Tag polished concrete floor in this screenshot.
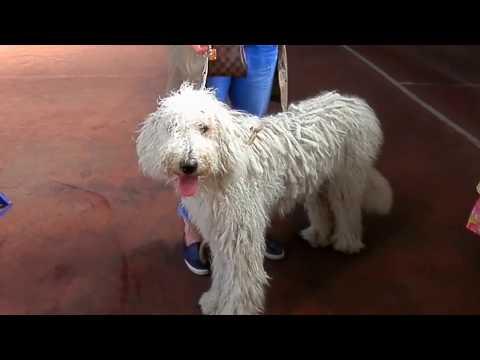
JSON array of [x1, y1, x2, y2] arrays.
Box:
[[0, 45, 479, 314]]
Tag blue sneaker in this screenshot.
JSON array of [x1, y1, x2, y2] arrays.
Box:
[[265, 239, 285, 260], [0, 193, 12, 218], [183, 242, 210, 276]]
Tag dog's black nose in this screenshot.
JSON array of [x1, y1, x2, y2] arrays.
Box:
[[180, 159, 198, 175]]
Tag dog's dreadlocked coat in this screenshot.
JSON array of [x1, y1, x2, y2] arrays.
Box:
[[136, 84, 393, 315]]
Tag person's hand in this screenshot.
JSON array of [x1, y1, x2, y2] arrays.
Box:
[[191, 45, 209, 56]]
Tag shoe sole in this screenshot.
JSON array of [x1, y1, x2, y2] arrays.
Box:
[[264, 251, 286, 261], [184, 259, 210, 276], [185, 251, 283, 273]]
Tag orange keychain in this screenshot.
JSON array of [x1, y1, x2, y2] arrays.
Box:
[[208, 46, 217, 61], [466, 181, 480, 236]]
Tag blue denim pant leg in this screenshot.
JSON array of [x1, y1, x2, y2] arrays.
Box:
[[206, 45, 279, 117], [229, 45, 279, 116], [177, 202, 191, 222]]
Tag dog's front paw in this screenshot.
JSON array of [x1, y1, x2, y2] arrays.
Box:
[[300, 226, 332, 248], [332, 233, 365, 254], [199, 290, 218, 315]]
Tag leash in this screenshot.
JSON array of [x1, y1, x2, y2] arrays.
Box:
[[199, 48, 210, 91]]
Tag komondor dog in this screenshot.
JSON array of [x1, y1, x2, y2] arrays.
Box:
[[136, 83, 393, 315]]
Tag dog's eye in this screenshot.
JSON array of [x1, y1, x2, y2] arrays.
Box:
[[199, 124, 209, 134]]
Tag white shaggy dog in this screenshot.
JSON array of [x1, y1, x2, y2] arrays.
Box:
[[136, 83, 393, 315]]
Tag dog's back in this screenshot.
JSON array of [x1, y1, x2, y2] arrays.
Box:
[[286, 91, 383, 163]]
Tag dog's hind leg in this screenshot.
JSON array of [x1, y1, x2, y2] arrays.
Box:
[[300, 191, 333, 248], [327, 170, 366, 254]]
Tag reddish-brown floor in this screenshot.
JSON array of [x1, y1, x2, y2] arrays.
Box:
[[0, 45, 479, 314]]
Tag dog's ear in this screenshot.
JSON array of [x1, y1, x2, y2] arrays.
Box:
[[214, 110, 248, 178], [136, 110, 171, 181]]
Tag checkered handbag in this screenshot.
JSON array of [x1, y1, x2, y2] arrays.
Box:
[[207, 45, 248, 78]]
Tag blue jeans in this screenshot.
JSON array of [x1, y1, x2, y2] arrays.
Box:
[[179, 45, 279, 223], [206, 45, 279, 116]]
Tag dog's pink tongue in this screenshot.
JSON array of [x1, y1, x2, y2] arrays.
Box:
[[178, 175, 199, 197]]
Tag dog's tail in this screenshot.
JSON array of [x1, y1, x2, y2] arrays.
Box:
[[362, 168, 393, 215]]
